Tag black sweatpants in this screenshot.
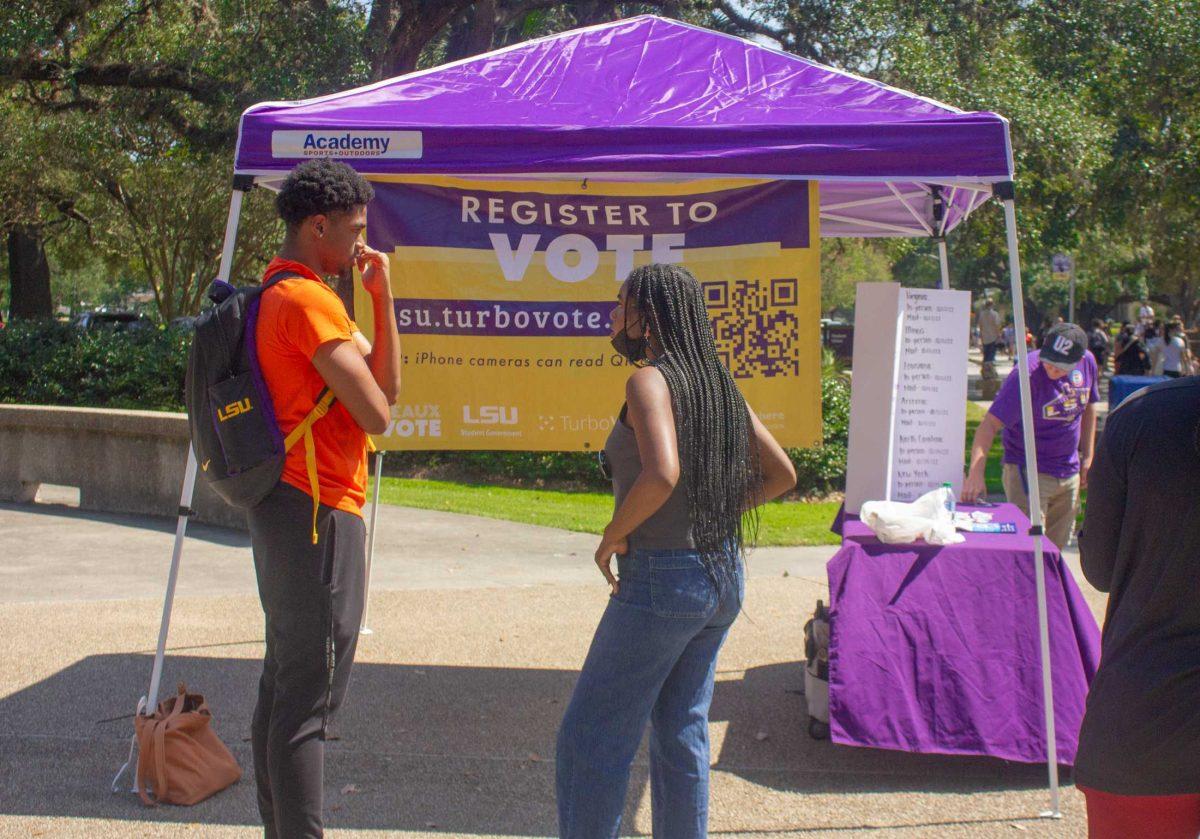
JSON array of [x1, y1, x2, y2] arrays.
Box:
[[248, 482, 366, 839]]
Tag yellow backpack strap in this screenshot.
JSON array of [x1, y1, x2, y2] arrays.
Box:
[[284, 388, 336, 544]]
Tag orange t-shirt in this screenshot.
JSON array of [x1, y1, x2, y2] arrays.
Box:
[[256, 257, 367, 516]]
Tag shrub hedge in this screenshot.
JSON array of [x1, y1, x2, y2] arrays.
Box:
[[0, 320, 189, 412], [0, 321, 849, 494]]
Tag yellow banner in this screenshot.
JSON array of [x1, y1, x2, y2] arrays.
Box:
[[356, 176, 821, 451]]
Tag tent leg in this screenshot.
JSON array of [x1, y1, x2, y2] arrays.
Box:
[[145, 446, 199, 714], [937, 239, 950, 290], [1002, 194, 1061, 819], [217, 187, 248, 281], [360, 451, 384, 635], [113, 184, 249, 795], [112, 445, 199, 793]]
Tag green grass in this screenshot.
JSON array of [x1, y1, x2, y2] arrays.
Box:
[[373, 476, 842, 547], [369, 401, 1026, 548], [965, 400, 1006, 496]]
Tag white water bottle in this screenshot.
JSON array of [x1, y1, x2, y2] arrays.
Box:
[[942, 481, 956, 515]]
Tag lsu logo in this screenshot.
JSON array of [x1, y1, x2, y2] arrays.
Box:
[[1044, 391, 1084, 421], [217, 398, 252, 422], [462, 406, 519, 426]]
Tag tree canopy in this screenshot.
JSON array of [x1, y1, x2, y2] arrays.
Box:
[[1, 0, 1195, 324]]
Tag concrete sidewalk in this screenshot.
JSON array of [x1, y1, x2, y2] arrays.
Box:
[[0, 498, 1101, 838], [0, 498, 835, 604]]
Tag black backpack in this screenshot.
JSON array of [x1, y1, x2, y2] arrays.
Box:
[[185, 270, 335, 536]]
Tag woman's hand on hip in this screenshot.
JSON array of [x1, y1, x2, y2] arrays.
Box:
[[594, 528, 627, 596]]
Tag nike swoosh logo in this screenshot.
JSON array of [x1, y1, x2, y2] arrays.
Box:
[[201, 460, 210, 472]]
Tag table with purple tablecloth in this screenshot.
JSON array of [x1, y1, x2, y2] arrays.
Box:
[[827, 503, 1101, 764]]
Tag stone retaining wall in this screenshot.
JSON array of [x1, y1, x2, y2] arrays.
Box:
[[0, 405, 247, 530]]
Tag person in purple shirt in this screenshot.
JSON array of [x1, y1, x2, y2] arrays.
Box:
[[961, 322, 1099, 549]]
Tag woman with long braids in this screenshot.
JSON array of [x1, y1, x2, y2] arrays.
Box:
[[555, 263, 797, 838]]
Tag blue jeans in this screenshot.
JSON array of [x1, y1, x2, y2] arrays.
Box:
[[556, 548, 744, 839]]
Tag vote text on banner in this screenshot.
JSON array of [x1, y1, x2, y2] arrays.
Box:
[[355, 176, 821, 451]]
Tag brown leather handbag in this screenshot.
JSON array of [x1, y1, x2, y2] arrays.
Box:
[[134, 683, 242, 805]]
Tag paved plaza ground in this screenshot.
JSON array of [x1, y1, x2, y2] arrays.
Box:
[[0, 490, 1105, 838]]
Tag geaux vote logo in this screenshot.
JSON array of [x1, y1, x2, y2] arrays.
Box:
[[217, 398, 252, 422]]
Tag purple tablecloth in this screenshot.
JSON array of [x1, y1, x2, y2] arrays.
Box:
[[827, 504, 1101, 764]]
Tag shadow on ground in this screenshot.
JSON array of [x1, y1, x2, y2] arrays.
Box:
[[0, 501, 250, 548], [0, 653, 1068, 835]]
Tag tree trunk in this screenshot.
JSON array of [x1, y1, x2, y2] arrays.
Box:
[[6, 224, 53, 319], [443, 0, 496, 63], [372, 0, 474, 80], [571, 1, 622, 26], [1171, 281, 1199, 329]]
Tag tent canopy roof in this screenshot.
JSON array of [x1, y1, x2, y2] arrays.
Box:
[[236, 15, 1012, 237]]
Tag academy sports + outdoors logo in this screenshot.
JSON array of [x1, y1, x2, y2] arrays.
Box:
[[271, 131, 422, 160]]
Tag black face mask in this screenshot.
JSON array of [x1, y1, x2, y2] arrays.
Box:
[[610, 327, 648, 363]]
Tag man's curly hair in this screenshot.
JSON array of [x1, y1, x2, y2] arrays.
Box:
[[276, 160, 375, 228]]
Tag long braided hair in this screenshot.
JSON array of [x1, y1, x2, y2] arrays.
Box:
[[623, 263, 764, 582]]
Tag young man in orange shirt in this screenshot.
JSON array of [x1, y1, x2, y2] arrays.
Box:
[[249, 159, 400, 838]]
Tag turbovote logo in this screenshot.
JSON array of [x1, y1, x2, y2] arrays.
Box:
[[271, 130, 422, 160]]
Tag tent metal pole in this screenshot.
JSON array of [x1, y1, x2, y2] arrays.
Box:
[[360, 450, 384, 635], [111, 445, 200, 794], [931, 186, 951, 291], [113, 183, 250, 795], [143, 447, 199, 717], [147, 183, 249, 704], [1001, 189, 1061, 819], [217, 187, 248, 282]]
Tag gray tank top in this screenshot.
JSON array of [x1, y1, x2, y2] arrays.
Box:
[[604, 410, 694, 550]]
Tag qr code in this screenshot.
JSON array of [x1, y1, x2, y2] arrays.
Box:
[[704, 278, 800, 379]]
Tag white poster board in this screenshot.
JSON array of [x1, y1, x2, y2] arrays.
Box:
[[844, 283, 971, 513]]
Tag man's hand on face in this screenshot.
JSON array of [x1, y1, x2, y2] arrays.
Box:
[[355, 242, 391, 299]]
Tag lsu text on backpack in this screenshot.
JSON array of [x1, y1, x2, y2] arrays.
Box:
[[185, 269, 335, 543]]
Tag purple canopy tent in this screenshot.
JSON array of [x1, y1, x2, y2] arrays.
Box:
[[122, 14, 1065, 816], [233, 15, 1006, 239]]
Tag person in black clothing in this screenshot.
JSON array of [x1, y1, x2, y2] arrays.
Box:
[[1113, 325, 1150, 375], [1076, 377, 1200, 838], [1035, 317, 1054, 350], [1087, 319, 1110, 372], [1112, 321, 1130, 357]]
